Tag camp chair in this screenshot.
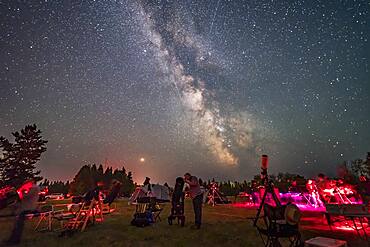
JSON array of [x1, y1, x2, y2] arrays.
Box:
[[58, 198, 103, 232], [52, 203, 83, 231], [135, 202, 149, 214], [74, 198, 104, 231], [151, 202, 163, 222], [33, 204, 59, 231], [133, 197, 163, 223], [255, 204, 301, 247], [146, 197, 163, 222], [23, 203, 63, 232], [101, 191, 119, 214], [66, 201, 94, 232], [101, 202, 116, 214]]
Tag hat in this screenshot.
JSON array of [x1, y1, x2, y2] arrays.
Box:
[[284, 204, 301, 225]]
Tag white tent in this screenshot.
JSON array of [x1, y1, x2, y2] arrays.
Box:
[[129, 184, 170, 204]]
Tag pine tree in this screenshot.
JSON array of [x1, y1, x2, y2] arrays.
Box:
[[68, 164, 136, 196], [69, 165, 95, 195], [0, 124, 47, 187], [0, 136, 14, 187]]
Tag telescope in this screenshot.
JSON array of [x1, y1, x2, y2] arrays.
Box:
[[254, 154, 280, 226], [260, 155, 268, 181]]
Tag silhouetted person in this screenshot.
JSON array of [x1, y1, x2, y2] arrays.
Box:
[[104, 180, 122, 205], [84, 181, 105, 205], [289, 180, 299, 193], [184, 172, 203, 229], [5, 180, 40, 245], [143, 177, 152, 194]]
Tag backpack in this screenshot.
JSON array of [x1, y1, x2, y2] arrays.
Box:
[[131, 212, 153, 227]]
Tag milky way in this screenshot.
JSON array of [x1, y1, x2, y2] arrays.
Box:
[[137, 1, 272, 167], [0, 0, 369, 183]]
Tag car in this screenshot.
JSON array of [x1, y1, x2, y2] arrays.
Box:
[[45, 193, 64, 200]]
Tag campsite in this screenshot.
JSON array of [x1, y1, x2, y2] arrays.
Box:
[[1, 0, 369, 246], [0, 198, 368, 247]]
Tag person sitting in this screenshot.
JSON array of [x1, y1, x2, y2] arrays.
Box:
[[84, 182, 103, 204]]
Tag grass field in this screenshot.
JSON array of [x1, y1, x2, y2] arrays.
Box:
[[0, 199, 367, 247]]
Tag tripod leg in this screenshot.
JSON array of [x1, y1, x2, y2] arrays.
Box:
[[272, 191, 280, 207], [254, 189, 268, 226], [269, 185, 280, 207]]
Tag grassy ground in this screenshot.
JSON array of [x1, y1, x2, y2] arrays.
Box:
[[0, 199, 367, 247]]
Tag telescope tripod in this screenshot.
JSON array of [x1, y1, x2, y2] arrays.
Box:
[[207, 186, 223, 206], [253, 178, 281, 226]]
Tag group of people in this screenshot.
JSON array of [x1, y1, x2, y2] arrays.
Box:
[[305, 173, 356, 204], [1, 179, 123, 245], [143, 173, 204, 229], [1, 172, 205, 245]]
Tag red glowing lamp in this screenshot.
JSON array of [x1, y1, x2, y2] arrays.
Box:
[[17, 181, 33, 200]]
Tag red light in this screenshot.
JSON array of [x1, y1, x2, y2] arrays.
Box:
[[17, 181, 33, 200]]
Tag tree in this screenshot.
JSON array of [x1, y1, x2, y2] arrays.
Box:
[[350, 156, 369, 178], [0, 124, 47, 187], [69, 165, 95, 195], [68, 164, 136, 196], [122, 170, 135, 196]]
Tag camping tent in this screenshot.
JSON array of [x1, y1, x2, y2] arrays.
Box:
[[129, 184, 170, 204]]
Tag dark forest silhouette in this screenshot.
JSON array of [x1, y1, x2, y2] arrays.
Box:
[[1, 124, 369, 197], [0, 124, 47, 188], [40, 164, 135, 197]]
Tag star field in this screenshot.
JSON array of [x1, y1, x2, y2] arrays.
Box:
[[0, 0, 369, 183]]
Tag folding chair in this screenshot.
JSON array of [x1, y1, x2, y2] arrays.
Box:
[[33, 204, 55, 231], [23, 203, 59, 232], [75, 198, 104, 231], [52, 203, 83, 231], [58, 198, 103, 232], [135, 202, 149, 214], [68, 201, 93, 231], [151, 203, 163, 222], [255, 204, 301, 247], [101, 202, 116, 214]]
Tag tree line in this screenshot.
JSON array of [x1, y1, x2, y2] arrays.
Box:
[[0, 124, 136, 196], [39, 164, 136, 197], [1, 124, 369, 197], [68, 164, 135, 196]]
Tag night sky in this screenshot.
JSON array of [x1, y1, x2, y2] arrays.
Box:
[[1, 0, 369, 184]]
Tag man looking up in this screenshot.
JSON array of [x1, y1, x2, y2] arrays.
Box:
[[184, 172, 203, 229]]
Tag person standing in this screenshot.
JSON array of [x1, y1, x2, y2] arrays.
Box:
[[184, 172, 203, 229], [143, 177, 152, 196], [5, 180, 40, 245]]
